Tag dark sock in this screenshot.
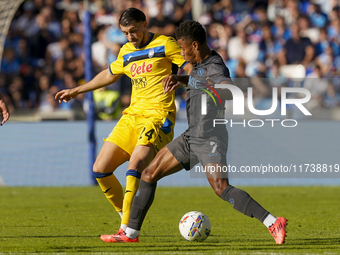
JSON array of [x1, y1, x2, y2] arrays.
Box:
[[127, 180, 157, 231], [221, 185, 269, 222]]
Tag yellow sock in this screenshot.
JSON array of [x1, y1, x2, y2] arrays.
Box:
[[122, 170, 141, 226], [96, 174, 124, 214]]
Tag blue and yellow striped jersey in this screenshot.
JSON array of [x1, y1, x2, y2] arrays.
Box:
[[109, 33, 187, 117]]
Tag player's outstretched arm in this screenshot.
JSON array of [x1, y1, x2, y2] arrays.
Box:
[[55, 69, 121, 103], [162, 74, 190, 94], [0, 92, 10, 126]]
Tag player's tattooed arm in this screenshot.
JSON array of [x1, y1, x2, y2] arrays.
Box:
[[55, 69, 121, 103], [163, 74, 190, 94]]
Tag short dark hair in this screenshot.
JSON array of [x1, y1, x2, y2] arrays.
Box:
[[175, 20, 206, 44], [119, 8, 146, 27]]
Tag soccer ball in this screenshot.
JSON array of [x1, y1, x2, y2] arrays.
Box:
[[179, 211, 211, 241]]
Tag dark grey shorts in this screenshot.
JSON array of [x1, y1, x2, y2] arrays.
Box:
[[167, 133, 228, 170]]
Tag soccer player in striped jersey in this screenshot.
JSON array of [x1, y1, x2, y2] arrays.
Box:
[[55, 8, 191, 238]]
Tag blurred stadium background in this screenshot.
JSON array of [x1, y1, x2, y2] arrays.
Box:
[[1, 0, 340, 186]]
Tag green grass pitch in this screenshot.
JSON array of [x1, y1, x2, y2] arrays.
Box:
[[0, 186, 339, 254]]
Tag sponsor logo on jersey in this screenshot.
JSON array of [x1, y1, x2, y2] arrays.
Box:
[[132, 77, 147, 90], [188, 76, 223, 107], [130, 62, 153, 78]]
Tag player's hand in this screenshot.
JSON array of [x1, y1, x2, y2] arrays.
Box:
[[55, 88, 79, 103], [203, 77, 215, 92], [206, 77, 214, 86], [163, 74, 179, 94], [0, 99, 10, 126]]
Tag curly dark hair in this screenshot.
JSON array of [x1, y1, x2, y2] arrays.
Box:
[[175, 20, 206, 44], [119, 8, 146, 27]]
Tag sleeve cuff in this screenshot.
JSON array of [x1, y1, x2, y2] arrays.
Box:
[[180, 62, 189, 68], [108, 65, 113, 75]]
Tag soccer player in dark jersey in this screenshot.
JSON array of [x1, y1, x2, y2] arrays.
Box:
[[102, 20, 288, 244], [0, 92, 10, 126]]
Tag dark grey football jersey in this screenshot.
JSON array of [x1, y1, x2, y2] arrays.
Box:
[[185, 51, 232, 138]]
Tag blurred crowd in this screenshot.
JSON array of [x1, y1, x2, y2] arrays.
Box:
[[1, 0, 340, 120]]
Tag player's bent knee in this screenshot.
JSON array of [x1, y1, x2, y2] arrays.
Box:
[[141, 148, 169, 183], [92, 161, 101, 173], [213, 185, 224, 197], [92, 160, 111, 174], [141, 168, 156, 183], [142, 165, 162, 183], [210, 178, 229, 197]]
